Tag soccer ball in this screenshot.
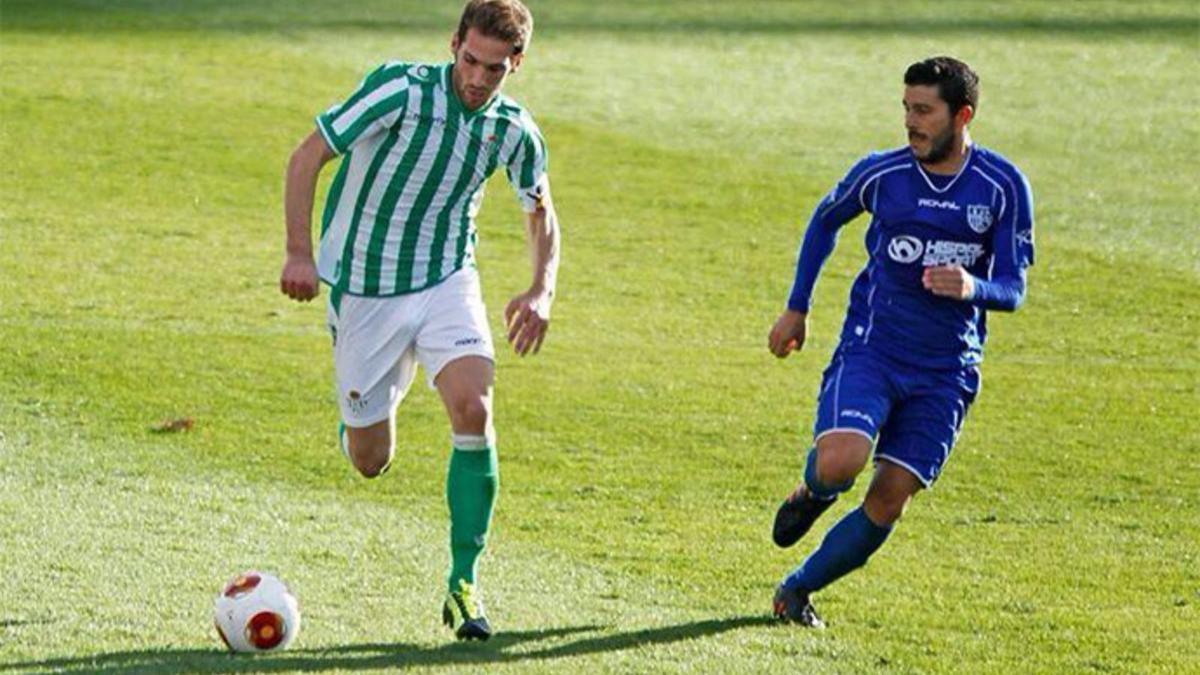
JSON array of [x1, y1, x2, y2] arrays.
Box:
[[213, 571, 301, 652]]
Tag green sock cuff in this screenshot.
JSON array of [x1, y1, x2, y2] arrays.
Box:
[[450, 444, 497, 474]]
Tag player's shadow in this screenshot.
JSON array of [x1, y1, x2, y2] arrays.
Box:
[[0, 615, 775, 673]]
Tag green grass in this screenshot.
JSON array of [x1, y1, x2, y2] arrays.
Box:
[[1, 1, 1197, 672]]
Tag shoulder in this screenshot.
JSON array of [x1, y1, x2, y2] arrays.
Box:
[[360, 61, 453, 91], [348, 61, 426, 97], [495, 95, 541, 133], [401, 62, 442, 83], [363, 60, 422, 81], [848, 146, 914, 176], [972, 146, 1031, 193], [838, 146, 914, 188], [864, 146, 913, 165]]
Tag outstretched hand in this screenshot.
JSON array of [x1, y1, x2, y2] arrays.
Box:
[[768, 310, 808, 359], [504, 288, 552, 356]]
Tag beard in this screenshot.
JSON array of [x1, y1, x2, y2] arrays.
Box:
[[913, 123, 956, 164]]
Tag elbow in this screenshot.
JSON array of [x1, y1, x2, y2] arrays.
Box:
[[973, 276, 1025, 312], [288, 134, 332, 178], [998, 280, 1027, 312], [287, 146, 314, 177], [286, 149, 305, 180], [1010, 277, 1027, 311]]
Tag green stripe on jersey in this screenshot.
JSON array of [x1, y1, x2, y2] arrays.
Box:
[[335, 128, 403, 290], [320, 156, 350, 239], [395, 103, 462, 291], [362, 82, 437, 295], [426, 114, 488, 286], [455, 117, 513, 267]]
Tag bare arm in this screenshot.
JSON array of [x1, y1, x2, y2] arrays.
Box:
[[503, 183, 561, 356], [280, 131, 336, 302]]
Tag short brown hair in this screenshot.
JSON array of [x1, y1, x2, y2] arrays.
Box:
[[456, 0, 534, 55]]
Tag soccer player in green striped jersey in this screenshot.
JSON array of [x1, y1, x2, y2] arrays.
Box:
[[279, 0, 560, 641]]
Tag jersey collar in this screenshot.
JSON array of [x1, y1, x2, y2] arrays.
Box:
[[914, 144, 974, 194]]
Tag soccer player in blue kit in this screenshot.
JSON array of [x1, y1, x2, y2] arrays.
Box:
[[767, 57, 1035, 627]]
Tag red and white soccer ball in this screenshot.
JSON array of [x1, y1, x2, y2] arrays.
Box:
[[213, 571, 301, 653]]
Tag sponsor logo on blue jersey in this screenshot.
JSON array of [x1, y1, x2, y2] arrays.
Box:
[[887, 236, 985, 267], [887, 235, 924, 263], [917, 198, 961, 211]]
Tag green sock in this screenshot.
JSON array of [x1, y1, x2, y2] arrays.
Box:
[[446, 435, 498, 592]]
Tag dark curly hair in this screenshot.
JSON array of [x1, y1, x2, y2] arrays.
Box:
[[904, 57, 979, 115]]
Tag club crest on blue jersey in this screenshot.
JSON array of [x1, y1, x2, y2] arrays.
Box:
[[966, 204, 993, 233]]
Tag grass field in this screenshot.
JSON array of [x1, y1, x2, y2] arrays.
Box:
[[1, 1, 1197, 672]]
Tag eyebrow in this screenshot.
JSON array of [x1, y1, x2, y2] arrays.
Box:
[[463, 48, 507, 68]]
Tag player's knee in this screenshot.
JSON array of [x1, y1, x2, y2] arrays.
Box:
[[863, 462, 925, 524], [351, 452, 392, 479], [864, 491, 910, 525], [816, 453, 861, 487], [448, 396, 490, 435], [347, 436, 393, 479], [813, 436, 870, 487], [863, 477, 917, 524]]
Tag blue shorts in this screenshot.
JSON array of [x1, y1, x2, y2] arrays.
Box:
[[812, 347, 981, 486]]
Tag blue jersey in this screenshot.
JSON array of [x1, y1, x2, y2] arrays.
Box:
[[787, 145, 1035, 370]]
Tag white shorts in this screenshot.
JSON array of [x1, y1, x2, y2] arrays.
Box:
[[326, 268, 495, 427]]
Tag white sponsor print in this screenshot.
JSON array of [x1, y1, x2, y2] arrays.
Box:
[[840, 409, 876, 426], [1017, 229, 1034, 246], [887, 235, 924, 263], [922, 240, 985, 267], [918, 198, 961, 211], [888, 235, 986, 267], [967, 204, 994, 233]]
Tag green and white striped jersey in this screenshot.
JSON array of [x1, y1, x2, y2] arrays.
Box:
[[315, 61, 548, 296]]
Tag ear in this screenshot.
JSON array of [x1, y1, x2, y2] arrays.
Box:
[[956, 104, 974, 128], [450, 32, 461, 56], [508, 52, 524, 75]]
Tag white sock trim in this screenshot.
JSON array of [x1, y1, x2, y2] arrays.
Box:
[[452, 433, 491, 451]]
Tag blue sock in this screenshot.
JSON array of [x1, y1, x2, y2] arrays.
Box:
[[782, 506, 892, 592]]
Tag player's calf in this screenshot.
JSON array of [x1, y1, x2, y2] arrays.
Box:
[[446, 397, 490, 436], [862, 460, 923, 525]]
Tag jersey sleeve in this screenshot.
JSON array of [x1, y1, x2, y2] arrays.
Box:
[[994, 167, 1035, 271], [969, 166, 1034, 311], [503, 116, 550, 213], [785, 155, 876, 312], [316, 62, 412, 155]]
